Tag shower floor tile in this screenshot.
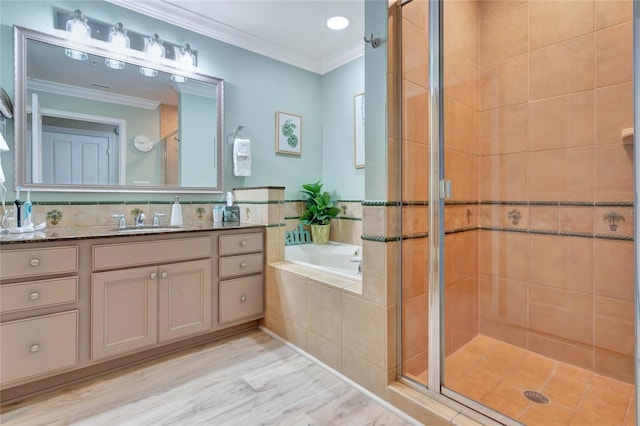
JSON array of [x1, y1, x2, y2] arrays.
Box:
[[406, 334, 635, 425]]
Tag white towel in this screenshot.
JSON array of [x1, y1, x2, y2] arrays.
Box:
[[233, 137, 251, 177], [0, 131, 9, 183]]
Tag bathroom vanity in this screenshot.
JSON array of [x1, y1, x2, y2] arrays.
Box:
[[0, 224, 265, 404]]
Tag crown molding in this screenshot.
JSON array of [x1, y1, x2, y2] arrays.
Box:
[[105, 0, 360, 75], [27, 78, 160, 110], [171, 79, 217, 99], [320, 41, 364, 75], [105, 0, 324, 74]]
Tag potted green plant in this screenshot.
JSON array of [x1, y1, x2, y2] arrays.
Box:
[[46, 209, 63, 226], [130, 208, 144, 222], [299, 181, 340, 245]]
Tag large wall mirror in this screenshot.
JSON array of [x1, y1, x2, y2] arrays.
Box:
[[14, 26, 224, 193]]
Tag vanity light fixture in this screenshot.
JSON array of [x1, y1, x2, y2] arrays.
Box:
[[140, 33, 165, 77], [104, 22, 129, 70], [56, 10, 199, 75], [170, 43, 196, 82], [326, 16, 349, 30], [64, 9, 91, 60]]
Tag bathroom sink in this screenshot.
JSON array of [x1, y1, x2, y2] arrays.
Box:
[[113, 225, 182, 233]]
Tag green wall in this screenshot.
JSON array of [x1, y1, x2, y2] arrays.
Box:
[[179, 91, 217, 187], [320, 56, 365, 200], [27, 90, 161, 185], [0, 0, 388, 202]]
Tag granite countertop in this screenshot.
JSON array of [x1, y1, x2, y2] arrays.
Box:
[[0, 222, 265, 245]]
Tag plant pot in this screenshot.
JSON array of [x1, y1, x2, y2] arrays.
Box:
[[609, 224, 618, 231], [310, 224, 330, 245]]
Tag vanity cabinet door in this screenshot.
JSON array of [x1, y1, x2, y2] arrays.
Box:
[[91, 266, 158, 361], [158, 259, 212, 342]]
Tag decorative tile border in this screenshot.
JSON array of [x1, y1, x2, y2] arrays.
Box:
[[362, 200, 401, 207], [445, 226, 477, 235], [480, 226, 635, 241], [361, 235, 400, 243], [235, 200, 282, 205]]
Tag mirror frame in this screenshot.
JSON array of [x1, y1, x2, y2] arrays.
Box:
[[14, 25, 224, 193]]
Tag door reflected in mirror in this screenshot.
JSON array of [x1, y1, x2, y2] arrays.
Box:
[[14, 27, 223, 193]]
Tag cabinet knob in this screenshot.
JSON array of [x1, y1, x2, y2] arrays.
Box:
[[150, 272, 157, 279], [240, 295, 247, 302], [240, 240, 247, 247], [161, 271, 168, 278], [30, 259, 40, 267], [30, 344, 40, 353], [29, 292, 40, 301], [240, 262, 247, 268]]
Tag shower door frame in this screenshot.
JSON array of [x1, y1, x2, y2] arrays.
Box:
[[424, 0, 520, 423], [397, 0, 640, 424], [633, 0, 639, 420]]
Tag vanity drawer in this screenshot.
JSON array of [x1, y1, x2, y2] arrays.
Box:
[[0, 246, 78, 280], [1, 310, 78, 384], [219, 275, 264, 324], [0, 277, 78, 314], [219, 253, 264, 278], [219, 232, 263, 256], [93, 237, 211, 270]]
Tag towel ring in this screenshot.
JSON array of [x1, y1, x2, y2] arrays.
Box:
[[233, 125, 252, 141]]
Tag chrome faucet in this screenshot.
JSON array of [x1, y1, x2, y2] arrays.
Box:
[[350, 256, 362, 275], [153, 212, 166, 227], [135, 212, 146, 227]]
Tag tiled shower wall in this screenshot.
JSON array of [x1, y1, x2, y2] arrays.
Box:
[[400, 0, 635, 384], [476, 0, 635, 383]]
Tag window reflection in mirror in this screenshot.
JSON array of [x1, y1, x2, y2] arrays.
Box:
[[15, 27, 223, 193]]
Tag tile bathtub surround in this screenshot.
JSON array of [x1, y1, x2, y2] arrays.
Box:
[[266, 262, 395, 399]]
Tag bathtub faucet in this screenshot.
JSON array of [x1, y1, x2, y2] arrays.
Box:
[[350, 256, 362, 275]]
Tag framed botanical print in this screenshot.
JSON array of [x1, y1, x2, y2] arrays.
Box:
[[354, 93, 365, 168], [275, 111, 302, 155]]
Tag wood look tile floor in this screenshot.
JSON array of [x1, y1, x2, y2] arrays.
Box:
[[1, 330, 413, 426], [407, 335, 636, 426]]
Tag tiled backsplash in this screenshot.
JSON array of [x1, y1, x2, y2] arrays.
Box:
[[0, 201, 225, 229]]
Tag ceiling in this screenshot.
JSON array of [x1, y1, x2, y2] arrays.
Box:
[[105, 0, 365, 75]]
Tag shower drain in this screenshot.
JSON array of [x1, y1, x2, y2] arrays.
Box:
[[523, 390, 550, 404]]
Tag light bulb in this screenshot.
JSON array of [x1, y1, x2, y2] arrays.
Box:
[[177, 43, 196, 71], [326, 16, 349, 30], [140, 67, 158, 77], [105, 22, 129, 70], [145, 33, 165, 62], [64, 9, 91, 61]]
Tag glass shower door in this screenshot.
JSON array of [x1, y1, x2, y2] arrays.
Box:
[[438, 0, 637, 424]]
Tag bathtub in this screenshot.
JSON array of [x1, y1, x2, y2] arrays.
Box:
[[284, 242, 362, 280]]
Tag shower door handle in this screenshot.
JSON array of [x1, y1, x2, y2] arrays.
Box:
[[439, 180, 452, 200]]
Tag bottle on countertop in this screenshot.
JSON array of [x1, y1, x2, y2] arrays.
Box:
[[170, 196, 183, 227]]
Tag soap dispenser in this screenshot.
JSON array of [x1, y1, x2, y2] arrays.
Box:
[[170, 196, 183, 227]]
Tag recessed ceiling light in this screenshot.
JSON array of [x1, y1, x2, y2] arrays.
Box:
[[326, 16, 349, 31]]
